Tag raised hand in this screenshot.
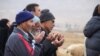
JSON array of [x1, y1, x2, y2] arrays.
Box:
[[51, 32, 64, 47], [34, 31, 45, 43], [46, 32, 60, 42]]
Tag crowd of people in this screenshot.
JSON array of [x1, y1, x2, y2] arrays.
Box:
[[0, 3, 64, 56], [1, 2, 100, 56]]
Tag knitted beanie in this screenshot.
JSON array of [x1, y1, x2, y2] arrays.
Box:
[[16, 11, 34, 25], [40, 9, 55, 23]]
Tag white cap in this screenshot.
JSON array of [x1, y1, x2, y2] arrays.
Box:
[[32, 16, 40, 23]]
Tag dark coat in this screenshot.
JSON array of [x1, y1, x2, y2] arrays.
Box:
[[41, 28, 57, 56], [84, 16, 100, 56], [0, 21, 9, 56]]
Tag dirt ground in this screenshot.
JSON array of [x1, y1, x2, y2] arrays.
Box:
[[56, 32, 85, 56]]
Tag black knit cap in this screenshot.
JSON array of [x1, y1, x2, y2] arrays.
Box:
[[40, 9, 55, 23]]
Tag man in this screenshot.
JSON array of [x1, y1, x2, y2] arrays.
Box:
[[4, 11, 36, 56], [40, 9, 64, 56], [24, 3, 41, 17], [24, 3, 42, 41]]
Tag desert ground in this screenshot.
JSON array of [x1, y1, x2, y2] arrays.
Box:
[[56, 31, 85, 56]]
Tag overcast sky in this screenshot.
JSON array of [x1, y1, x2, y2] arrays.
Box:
[[0, 0, 100, 29]]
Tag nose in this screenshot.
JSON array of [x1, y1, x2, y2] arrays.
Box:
[[32, 22, 35, 27], [53, 24, 55, 27]]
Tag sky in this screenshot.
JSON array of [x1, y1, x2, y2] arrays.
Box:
[[0, 0, 100, 31]]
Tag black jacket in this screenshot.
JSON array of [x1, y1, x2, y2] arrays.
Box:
[[0, 22, 9, 56], [84, 16, 100, 55], [41, 28, 57, 56]]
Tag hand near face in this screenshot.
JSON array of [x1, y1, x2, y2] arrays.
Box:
[[46, 32, 64, 47], [51, 33, 64, 47], [46, 32, 57, 42], [34, 31, 45, 43]]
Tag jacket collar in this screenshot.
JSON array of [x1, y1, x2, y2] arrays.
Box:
[[13, 27, 33, 43]]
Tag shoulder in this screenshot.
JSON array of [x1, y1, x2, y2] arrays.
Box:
[[91, 16, 100, 21], [86, 16, 100, 26], [7, 32, 21, 45]]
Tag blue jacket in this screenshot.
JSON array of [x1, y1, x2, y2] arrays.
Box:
[[4, 27, 42, 56], [84, 16, 100, 53], [0, 22, 9, 56]]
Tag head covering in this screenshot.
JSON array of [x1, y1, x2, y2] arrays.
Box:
[[40, 9, 55, 23], [0, 18, 9, 27], [32, 16, 40, 23], [16, 11, 34, 25]]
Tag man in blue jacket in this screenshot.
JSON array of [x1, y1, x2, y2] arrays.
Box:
[[4, 11, 37, 56]]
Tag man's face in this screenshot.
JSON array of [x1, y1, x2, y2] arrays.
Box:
[[21, 19, 34, 32], [44, 19, 55, 31], [34, 6, 41, 17], [32, 22, 41, 30]]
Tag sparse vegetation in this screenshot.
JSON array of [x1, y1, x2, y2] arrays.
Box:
[[57, 32, 85, 56]]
